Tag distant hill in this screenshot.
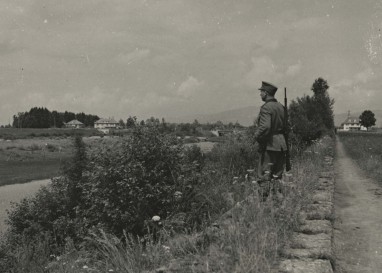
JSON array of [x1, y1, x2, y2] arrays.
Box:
[[334, 110, 382, 127], [166, 106, 259, 126]]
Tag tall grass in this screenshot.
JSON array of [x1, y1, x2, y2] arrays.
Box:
[[339, 132, 382, 184], [34, 136, 334, 273]]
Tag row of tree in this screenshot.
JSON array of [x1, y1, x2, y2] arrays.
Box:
[[12, 107, 100, 128]]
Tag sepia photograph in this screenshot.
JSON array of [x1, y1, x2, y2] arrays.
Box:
[[0, 1, 382, 272]]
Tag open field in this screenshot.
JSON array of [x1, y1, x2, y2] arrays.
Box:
[[0, 135, 212, 186], [0, 136, 120, 186], [338, 132, 382, 184], [0, 137, 72, 186], [0, 128, 102, 139]]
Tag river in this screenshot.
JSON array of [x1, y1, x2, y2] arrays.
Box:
[[0, 179, 50, 234]]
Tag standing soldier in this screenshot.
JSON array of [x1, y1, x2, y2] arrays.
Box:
[[254, 81, 287, 196]]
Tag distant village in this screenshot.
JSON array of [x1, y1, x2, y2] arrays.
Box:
[[64, 117, 244, 140]]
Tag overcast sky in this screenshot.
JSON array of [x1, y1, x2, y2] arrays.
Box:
[[1, 0, 382, 125]]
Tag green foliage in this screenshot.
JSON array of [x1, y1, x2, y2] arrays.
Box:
[[78, 127, 198, 236], [289, 96, 324, 142], [359, 110, 376, 130], [289, 78, 335, 144], [4, 127, 205, 252]]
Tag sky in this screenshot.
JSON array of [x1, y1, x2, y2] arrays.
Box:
[[1, 0, 382, 125]]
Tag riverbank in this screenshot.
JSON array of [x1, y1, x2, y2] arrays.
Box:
[[0, 179, 50, 233]]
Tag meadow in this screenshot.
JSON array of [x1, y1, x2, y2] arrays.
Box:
[[0, 128, 99, 186], [0, 128, 102, 140], [339, 132, 382, 184], [0, 125, 216, 186], [0, 132, 122, 186]]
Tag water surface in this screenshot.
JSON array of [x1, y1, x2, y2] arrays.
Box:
[[0, 179, 50, 233]]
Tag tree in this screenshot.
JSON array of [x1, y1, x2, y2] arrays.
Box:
[[289, 95, 324, 142], [311, 78, 335, 130], [289, 78, 335, 145], [126, 116, 137, 128], [359, 110, 376, 131], [118, 119, 125, 128]]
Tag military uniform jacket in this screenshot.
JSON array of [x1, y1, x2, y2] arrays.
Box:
[[254, 98, 287, 151]]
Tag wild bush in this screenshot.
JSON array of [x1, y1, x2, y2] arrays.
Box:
[[4, 127, 205, 253], [77, 126, 204, 236], [289, 78, 335, 145]]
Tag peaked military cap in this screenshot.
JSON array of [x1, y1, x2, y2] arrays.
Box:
[[258, 81, 278, 96]]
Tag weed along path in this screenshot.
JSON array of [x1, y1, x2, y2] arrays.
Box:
[[334, 138, 382, 273]]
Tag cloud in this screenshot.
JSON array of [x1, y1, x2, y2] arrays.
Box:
[[291, 17, 329, 31], [334, 68, 375, 89], [330, 67, 380, 113], [243, 56, 281, 88], [117, 48, 151, 64], [285, 62, 302, 76], [176, 76, 203, 99], [354, 68, 374, 83]]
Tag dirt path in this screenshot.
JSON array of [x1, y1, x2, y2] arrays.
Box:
[[334, 138, 382, 273]]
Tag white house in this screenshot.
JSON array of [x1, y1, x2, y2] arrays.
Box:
[[340, 112, 367, 131], [94, 118, 119, 134], [64, 119, 85, 129], [94, 118, 119, 129]]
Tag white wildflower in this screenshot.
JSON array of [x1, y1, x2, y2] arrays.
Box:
[[152, 215, 160, 222]]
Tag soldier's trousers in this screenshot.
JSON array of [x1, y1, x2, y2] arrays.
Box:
[[258, 150, 285, 180]]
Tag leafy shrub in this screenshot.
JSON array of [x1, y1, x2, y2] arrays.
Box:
[[4, 127, 205, 254], [77, 126, 203, 236], [289, 78, 335, 145]]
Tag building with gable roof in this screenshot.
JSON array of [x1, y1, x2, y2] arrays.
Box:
[[64, 119, 85, 129], [340, 111, 367, 131], [94, 118, 119, 133]]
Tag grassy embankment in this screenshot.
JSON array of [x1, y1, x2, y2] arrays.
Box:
[[34, 137, 334, 273], [339, 131, 382, 184]]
